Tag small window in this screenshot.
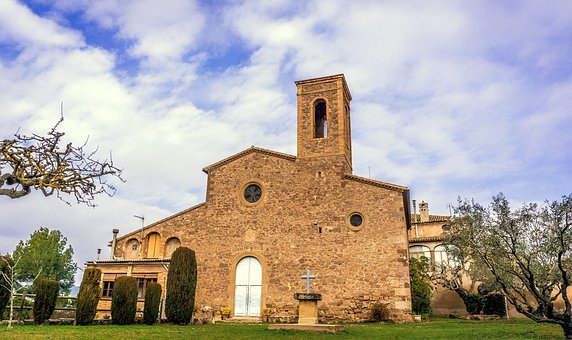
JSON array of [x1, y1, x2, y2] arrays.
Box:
[[314, 100, 327, 138], [102, 281, 114, 298], [442, 225, 450, 231], [244, 183, 262, 203], [434, 244, 461, 272], [409, 245, 431, 262], [137, 277, 158, 298], [350, 214, 363, 227], [164, 237, 181, 258], [125, 238, 140, 259], [347, 212, 366, 231]]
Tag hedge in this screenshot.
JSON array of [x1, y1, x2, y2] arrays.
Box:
[[165, 247, 197, 324], [111, 276, 138, 325], [75, 268, 102, 325], [33, 279, 60, 324], [143, 282, 162, 325]]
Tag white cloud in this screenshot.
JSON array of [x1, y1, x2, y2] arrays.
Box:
[[1, 0, 571, 282], [0, 0, 83, 48], [82, 0, 205, 61]]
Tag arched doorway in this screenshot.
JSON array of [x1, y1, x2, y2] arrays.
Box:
[[234, 256, 262, 317]]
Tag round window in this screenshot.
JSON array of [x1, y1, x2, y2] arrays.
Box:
[[243, 184, 262, 203], [442, 225, 450, 231], [349, 213, 363, 227]]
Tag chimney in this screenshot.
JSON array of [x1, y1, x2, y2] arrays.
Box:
[[412, 200, 417, 222], [420, 201, 429, 223], [97, 248, 101, 261], [110, 228, 119, 259]]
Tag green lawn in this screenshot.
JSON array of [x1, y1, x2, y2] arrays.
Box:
[[0, 318, 563, 339]]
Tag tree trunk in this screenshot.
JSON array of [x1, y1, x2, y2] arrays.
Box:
[[562, 323, 571, 340], [8, 288, 14, 329]]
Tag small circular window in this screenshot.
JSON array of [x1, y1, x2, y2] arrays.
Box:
[[347, 212, 365, 231], [350, 214, 363, 227], [243, 184, 262, 203], [442, 225, 450, 231]]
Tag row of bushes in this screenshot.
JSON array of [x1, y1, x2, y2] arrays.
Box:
[[5, 246, 197, 324], [75, 246, 197, 325]]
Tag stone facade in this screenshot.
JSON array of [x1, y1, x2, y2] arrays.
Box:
[[87, 74, 413, 322]]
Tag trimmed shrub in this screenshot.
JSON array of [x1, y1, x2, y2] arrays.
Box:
[[143, 282, 162, 325], [409, 257, 432, 315], [0, 256, 13, 320], [33, 279, 60, 324], [165, 247, 197, 324], [370, 301, 390, 322], [75, 268, 102, 325], [483, 293, 507, 317], [111, 276, 138, 325]]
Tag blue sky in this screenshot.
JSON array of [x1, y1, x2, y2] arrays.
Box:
[[1, 0, 571, 284]]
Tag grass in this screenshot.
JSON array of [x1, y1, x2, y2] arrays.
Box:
[[0, 318, 563, 339]]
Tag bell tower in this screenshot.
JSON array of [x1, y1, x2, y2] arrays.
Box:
[[295, 74, 353, 172]]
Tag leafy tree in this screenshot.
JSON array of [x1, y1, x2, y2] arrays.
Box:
[[75, 268, 101, 325], [111, 276, 138, 325], [13, 228, 77, 294], [165, 247, 197, 324], [143, 282, 162, 325], [448, 193, 572, 339], [409, 256, 432, 316], [33, 279, 59, 324], [0, 114, 123, 206]]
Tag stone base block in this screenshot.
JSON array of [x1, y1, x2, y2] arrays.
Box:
[[268, 324, 344, 333]]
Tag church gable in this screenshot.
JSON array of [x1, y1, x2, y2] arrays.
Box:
[[202, 146, 296, 174]]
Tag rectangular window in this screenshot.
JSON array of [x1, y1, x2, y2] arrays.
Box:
[[101, 273, 126, 298], [136, 277, 158, 298], [102, 281, 114, 298]]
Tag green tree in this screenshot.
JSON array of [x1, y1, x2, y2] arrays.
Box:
[[448, 193, 572, 339], [0, 256, 13, 320], [165, 247, 197, 324], [12, 228, 77, 294], [409, 256, 432, 316]]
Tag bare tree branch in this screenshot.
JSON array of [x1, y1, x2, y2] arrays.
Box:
[[0, 114, 124, 207]]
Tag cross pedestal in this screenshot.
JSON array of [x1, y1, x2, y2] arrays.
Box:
[[267, 268, 344, 333], [294, 292, 322, 324]]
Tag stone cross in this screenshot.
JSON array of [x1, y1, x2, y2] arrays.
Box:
[[301, 269, 316, 293]]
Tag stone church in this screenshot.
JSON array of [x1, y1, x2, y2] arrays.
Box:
[[87, 74, 413, 322]]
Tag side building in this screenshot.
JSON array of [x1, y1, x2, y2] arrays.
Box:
[[407, 201, 467, 316]]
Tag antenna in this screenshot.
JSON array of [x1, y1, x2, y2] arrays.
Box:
[[134, 215, 145, 240], [134, 215, 145, 228]]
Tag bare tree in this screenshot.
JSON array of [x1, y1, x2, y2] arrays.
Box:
[[0, 112, 124, 206], [0, 256, 41, 329], [448, 193, 572, 339]]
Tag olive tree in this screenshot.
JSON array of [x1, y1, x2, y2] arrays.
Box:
[[448, 193, 572, 339]]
